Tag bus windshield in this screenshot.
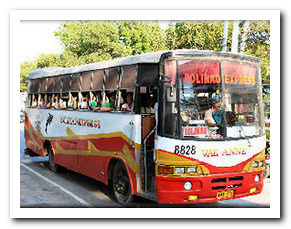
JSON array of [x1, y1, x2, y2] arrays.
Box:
[[165, 59, 264, 140]]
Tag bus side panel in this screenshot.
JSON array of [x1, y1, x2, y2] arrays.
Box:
[[24, 109, 44, 156], [24, 109, 141, 194]]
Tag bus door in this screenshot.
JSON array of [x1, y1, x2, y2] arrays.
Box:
[[141, 114, 156, 193]]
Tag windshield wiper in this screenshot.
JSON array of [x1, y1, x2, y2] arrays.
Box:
[[237, 125, 252, 147]]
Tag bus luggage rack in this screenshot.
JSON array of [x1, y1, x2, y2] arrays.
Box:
[[211, 176, 243, 190]]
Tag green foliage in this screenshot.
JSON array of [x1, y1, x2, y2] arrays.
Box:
[[119, 21, 166, 55], [55, 21, 129, 63], [36, 53, 61, 68], [20, 61, 36, 92], [20, 20, 270, 98], [166, 21, 224, 51]]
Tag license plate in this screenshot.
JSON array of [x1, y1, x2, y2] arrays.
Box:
[[216, 190, 235, 199]]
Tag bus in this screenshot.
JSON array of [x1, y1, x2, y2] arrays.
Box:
[[24, 49, 266, 205]]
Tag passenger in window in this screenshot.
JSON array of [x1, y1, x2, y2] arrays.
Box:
[[91, 92, 102, 111], [53, 94, 60, 109], [80, 97, 88, 109], [121, 93, 133, 111], [72, 95, 78, 110], [101, 93, 116, 112], [39, 97, 45, 107], [45, 95, 52, 108], [32, 97, 38, 107], [60, 99, 67, 109], [141, 95, 154, 114]]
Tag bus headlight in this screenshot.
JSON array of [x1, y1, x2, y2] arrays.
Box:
[[187, 166, 197, 173], [254, 174, 260, 183], [259, 161, 264, 167], [175, 167, 185, 174], [252, 161, 258, 168], [184, 181, 192, 190]]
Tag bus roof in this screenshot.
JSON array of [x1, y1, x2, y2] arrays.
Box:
[[28, 49, 260, 79]]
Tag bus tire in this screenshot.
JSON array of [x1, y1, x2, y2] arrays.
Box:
[[112, 161, 134, 206], [47, 143, 59, 173]]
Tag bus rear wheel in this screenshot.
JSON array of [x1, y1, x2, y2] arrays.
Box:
[[47, 144, 59, 173], [112, 161, 133, 206]]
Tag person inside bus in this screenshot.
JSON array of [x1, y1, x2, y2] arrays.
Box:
[[53, 94, 60, 109], [80, 96, 88, 109], [91, 92, 102, 111], [32, 96, 38, 107], [141, 95, 154, 114], [205, 95, 223, 128], [121, 92, 133, 111], [60, 98, 67, 109], [38, 97, 45, 108], [100, 93, 116, 112], [45, 95, 52, 108]]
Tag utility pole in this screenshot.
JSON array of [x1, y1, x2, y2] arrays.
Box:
[[222, 20, 229, 52], [231, 20, 241, 53], [240, 20, 250, 54]]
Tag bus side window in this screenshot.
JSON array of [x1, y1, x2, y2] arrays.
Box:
[[119, 89, 134, 112], [38, 94, 45, 108], [27, 94, 32, 107], [45, 94, 52, 108], [91, 91, 102, 111], [80, 92, 89, 109], [69, 92, 78, 110], [100, 91, 116, 112], [32, 94, 38, 107], [61, 93, 68, 109]]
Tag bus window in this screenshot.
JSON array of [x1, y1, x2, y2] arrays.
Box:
[[80, 92, 89, 109], [32, 94, 39, 107], [27, 94, 32, 107], [91, 91, 102, 111], [120, 90, 134, 112], [139, 86, 157, 114], [68, 92, 78, 110], [38, 94, 45, 108], [52, 94, 60, 109], [60, 93, 68, 109], [100, 91, 116, 112], [45, 94, 52, 108]]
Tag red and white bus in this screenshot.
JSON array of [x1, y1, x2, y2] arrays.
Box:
[[24, 50, 266, 205]]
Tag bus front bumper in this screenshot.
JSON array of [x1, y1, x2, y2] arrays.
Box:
[[155, 170, 264, 204]]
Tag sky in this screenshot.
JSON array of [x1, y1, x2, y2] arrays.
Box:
[[20, 21, 65, 63], [19, 20, 169, 64]]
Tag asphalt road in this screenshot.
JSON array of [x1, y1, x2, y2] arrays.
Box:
[[20, 123, 270, 208]]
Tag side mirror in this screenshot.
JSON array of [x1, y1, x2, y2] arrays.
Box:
[[159, 74, 175, 98]]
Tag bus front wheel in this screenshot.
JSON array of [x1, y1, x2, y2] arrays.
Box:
[[47, 144, 59, 173], [112, 161, 133, 206]]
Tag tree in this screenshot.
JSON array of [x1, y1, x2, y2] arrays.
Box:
[[166, 21, 224, 51], [55, 21, 129, 64], [20, 61, 36, 92], [119, 21, 167, 55], [35, 53, 61, 68]]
